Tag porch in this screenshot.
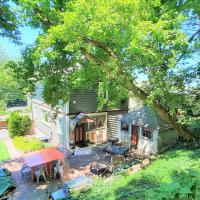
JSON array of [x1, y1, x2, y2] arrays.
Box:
[[69, 113, 107, 148]]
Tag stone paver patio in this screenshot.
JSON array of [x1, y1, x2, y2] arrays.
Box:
[[0, 146, 111, 200]]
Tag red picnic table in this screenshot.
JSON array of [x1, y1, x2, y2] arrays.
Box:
[[23, 147, 65, 181]]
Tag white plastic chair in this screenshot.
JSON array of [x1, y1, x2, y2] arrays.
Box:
[[34, 166, 46, 184], [54, 160, 63, 180]]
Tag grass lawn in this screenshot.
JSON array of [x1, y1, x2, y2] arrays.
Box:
[[13, 136, 51, 153], [70, 147, 200, 200], [0, 140, 10, 161]]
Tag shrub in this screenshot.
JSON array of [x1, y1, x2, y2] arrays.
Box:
[[21, 115, 31, 134], [13, 136, 45, 153], [8, 112, 31, 138]]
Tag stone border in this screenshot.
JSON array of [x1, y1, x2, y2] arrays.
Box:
[[127, 156, 155, 175]]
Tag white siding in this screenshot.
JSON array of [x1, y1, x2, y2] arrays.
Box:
[[107, 111, 127, 139], [32, 100, 70, 148], [137, 128, 158, 154]]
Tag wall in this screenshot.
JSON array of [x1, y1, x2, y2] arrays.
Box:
[[137, 128, 158, 154], [69, 90, 128, 114], [69, 90, 98, 114], [107, 111, 127, 140], [119, 125, 132, 145], [32, 100, 69, 148], [157, 129, 179, 152], [119, 124, 158, 154]]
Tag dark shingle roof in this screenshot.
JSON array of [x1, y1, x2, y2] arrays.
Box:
[[121, 106, 170, 130]]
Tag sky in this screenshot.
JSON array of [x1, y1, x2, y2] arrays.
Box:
[[0, 27, 39, 60]]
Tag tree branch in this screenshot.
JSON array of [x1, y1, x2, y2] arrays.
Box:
[[83, 37, 118, 59], [177, 29, 200, 63]]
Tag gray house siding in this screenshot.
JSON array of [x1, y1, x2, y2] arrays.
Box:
[[69, 90, 129, 114], [69, 90, 98, 114], [107, 111, 127, 139]]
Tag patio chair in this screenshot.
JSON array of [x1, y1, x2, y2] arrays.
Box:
[[53, 160, 63, 180], [21, 163, 31, 180], [34, 166, 46, 184]]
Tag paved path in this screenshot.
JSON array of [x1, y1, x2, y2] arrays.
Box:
[[0, 129, 22, 159], [4, 139, 21, 159], [0, 128, 10, 140]]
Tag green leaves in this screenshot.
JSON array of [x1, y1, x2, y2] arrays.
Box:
[[158, 168, 200, 200], [10, 0, 199, 130], [0, 0, 20, 42]]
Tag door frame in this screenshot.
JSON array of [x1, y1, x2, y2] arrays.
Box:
[[131, 125, 139, 146], [74, 124, 86, 145]]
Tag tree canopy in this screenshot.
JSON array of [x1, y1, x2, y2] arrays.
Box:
[[7, 0, 200, 138], [0, 50, 24, 112], [0, 0, 20, 42]]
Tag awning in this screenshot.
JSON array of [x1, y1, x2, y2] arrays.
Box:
[[69, 113, 94, 134]]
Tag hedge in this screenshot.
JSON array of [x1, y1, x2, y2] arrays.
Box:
[[8, 112, 31, 138]]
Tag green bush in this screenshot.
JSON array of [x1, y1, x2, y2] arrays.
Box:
[[13, 136, 45, 153], [8, 112, 31, 138]]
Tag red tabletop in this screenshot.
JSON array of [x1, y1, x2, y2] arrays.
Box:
[[23, 148, 65, 168]]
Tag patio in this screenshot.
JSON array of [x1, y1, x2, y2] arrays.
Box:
[[0, 146, 114, 200]]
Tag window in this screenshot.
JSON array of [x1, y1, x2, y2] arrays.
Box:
[[42, 110, 50, 124], [88, 118, 97, 130], [142, 127, 153, 139], [97, 117, 105, 128], [121, 122, 129, 132]]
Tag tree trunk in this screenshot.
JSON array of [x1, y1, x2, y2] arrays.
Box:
[[80, 40, 193, 139]]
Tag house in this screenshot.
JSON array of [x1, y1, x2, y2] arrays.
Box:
[[119, 106, 179, 154], [31, 84, 128, 149], [31, 84, 179, 153]]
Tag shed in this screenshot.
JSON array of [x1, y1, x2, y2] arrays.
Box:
[[119, 106, 179, 154]]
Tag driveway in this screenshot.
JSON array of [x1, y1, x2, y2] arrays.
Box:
[[0, 128, 9, 140]]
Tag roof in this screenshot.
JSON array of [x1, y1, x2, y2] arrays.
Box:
[[120, 106, 170, 130]]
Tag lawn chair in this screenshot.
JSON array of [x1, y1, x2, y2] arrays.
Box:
[[53, 160, 63, 180], [34, 166, 46, 184], [21, 163, 31, 180]]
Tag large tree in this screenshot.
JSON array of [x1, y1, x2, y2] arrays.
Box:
[[13, 0, 200, 138]]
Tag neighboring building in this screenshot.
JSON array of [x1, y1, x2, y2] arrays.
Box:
[[31, 85, 128, 149], [120, 106, 179, 154]]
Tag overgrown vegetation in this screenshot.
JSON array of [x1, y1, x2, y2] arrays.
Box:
[[0, 140, 10, 161], [13, 136, 45, 153], [67, 148, 200, 200], [8, 112, 31, 138]]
